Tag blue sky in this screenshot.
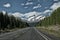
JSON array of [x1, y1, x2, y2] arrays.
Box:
[[0, 0, 60, 22], [0, 0, 60, 13]]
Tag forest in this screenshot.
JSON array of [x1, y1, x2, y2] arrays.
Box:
[[0, 12, 29, 30]]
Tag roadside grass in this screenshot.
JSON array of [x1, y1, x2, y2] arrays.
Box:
[[0, 27, 24, 34], [0, 28, 18, 34], [37, 25, 60, 38]]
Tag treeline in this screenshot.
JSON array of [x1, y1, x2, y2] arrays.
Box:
[[36, 7, 60, 27], [0, 12, 29, 30]]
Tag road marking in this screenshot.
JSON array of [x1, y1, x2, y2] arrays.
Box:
[[34, 27, 52, 40]]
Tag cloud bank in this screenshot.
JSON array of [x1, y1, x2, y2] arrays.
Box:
[[3, 3, 11, 8]]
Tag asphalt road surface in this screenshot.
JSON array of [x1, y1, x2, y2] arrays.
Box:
[[0, 27, 56, 40]]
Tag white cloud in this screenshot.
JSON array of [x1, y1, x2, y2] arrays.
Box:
[[2, 11, 6, 14], [3, 3, 11, 8], [24, 11, 41, 18], [25, 2, 33, 5], [11, 11, 41, 18], [43, 2, 60, 16], [54, 0, 58, 1], [21, 3, 25, 6], [33, 4, 41, 9], [43, 10, 52, 13], [50, 2, 60, 11], [12, 12, 23, 17], [21, 2, 33, 6]]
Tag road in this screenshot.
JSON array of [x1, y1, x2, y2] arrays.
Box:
[[0, 27, 54, 40]]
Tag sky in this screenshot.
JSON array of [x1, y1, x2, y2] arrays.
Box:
[[0, 0, 60, 22]]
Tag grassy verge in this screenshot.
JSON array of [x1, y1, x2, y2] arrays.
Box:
[[37, 25, 60, 38], [0, 27, 23, 34]]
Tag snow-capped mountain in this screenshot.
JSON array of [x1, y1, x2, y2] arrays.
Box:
[[11, 11, 46, 23]]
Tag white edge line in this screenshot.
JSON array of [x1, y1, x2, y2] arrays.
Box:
[[34, 27, 52, 40]]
